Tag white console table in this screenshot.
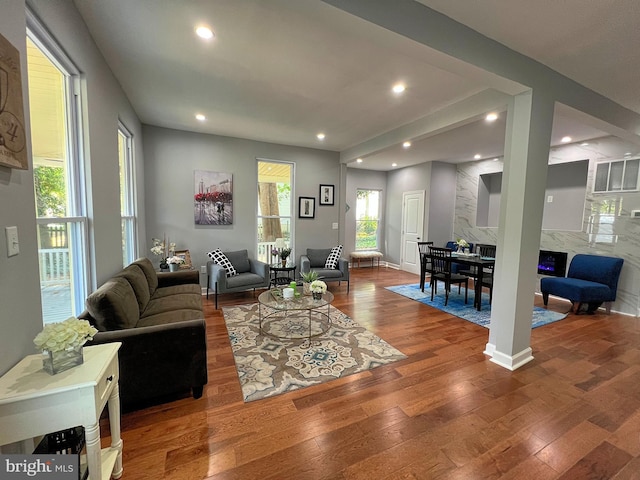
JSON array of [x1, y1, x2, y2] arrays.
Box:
[[0, 343, 123, 480]]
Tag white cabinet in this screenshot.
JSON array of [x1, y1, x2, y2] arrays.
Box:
[[0, 343, 123, 479]]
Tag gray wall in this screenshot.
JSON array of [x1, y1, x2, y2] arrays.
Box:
[[142, 125, 342, 278], [0, 0, 143, 375], [543, 160, 588, 231], [477, 160, 588, 231], [428, 162, 457, 247], [345, 168, 387, 258], [0, 0, 42, 375]]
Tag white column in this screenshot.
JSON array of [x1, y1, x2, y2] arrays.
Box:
[[485, 90, 554, 370]]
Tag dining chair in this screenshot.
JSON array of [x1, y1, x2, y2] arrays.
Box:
[[417, 241, 434, 291], [428, 246, 468, 306]]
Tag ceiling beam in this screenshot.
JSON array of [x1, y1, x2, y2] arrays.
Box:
[[340, 88, 510, 164]]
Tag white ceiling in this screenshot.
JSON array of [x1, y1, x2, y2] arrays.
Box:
[[72, 0, 640, 171]]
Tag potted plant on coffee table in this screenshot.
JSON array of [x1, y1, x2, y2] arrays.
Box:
[[301, 270, 319, 295]]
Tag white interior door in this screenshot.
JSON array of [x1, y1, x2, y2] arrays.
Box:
[[400, 190, 425, 274]]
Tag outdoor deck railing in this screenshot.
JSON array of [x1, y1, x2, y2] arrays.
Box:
[[39, 248, 70, 285]]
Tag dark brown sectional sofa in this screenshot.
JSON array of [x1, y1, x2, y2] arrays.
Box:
[[79, 257, 207, 410]]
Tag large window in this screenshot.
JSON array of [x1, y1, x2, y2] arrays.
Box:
[[257, 160, 293, 263], [355, 189, 380, 250], [118, 123, 137, 266], [28, 24, 88, 324]]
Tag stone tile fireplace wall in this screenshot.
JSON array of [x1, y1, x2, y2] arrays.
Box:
[[454, 157, 640, 317]]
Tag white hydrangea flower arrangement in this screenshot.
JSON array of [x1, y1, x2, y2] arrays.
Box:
[[310, 280, 327, 294], [34, 316, 98, 353]]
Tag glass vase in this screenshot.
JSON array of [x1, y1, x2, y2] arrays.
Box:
[[312, 292, 323, 300], [42, 345, 84, 375]]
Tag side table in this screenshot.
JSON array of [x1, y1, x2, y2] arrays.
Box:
[[270, 264, 297, 288], [0, 343, 123, 480]]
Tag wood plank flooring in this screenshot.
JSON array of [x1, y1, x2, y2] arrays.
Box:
[[109, 267, 640, 479]]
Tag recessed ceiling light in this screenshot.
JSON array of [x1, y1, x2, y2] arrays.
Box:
[[625, 152, 632, 156], [485, 112, 498, 122], [474, 154, 481, 160], [392, 163, 398, 167], [195, 26, 214, 39], [392, 83, 405, 94], [561, 136, 572, 143], [580, 142, 589, 146], [195, 113, 206, 121], [403, 141, 411, 148], [356, 158, 363, 163], [493, 158, 499, 161], [316, 133, 325, 140]]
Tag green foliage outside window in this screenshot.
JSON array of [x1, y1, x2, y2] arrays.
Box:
[[34, 166, 66, 217], [356, 217, 378, 249]]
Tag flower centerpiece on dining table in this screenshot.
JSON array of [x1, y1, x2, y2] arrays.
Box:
[[33, 316, 98, 375], [310, 279, 327, 300], [455, 238, 469, 253]]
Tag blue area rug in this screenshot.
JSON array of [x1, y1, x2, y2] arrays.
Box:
[[386, 283, 567, 329]]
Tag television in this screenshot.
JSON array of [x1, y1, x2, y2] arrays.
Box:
[[538, 250, 567, 277]]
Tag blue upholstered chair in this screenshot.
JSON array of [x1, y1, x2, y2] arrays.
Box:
[[541, 254, 624, 314]]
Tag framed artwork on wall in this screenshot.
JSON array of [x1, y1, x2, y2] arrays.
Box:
[[0, 32, 27, 169], [194, 170, 233, 225], [174, 249, 192, 269], [299, 196, 315, 219], [319, 184, 334, 206]]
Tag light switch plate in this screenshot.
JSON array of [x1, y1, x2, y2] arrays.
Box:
[[5, 226, 19, 257], [332, 222, 338, 230]]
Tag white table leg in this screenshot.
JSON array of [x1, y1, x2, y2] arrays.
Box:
[[84, 422, 102, 480], [108, 382, 123, 479]]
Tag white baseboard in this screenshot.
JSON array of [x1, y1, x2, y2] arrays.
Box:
[[488, 347, 534, 371]]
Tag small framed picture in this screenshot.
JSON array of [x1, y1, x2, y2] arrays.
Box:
[[319, 184, 335, 206], [174, 249, 192, 269], [298, 197, 315, 219]]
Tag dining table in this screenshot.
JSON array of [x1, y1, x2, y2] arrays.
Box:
[[420, 251, 495, 311]]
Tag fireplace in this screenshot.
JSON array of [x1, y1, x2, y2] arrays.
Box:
[[538, 250, 567, 277]]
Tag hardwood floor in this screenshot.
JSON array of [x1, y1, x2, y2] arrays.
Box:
[[110, 267, 640, 479]]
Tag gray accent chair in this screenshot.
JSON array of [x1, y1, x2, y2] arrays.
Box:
[[207, 249, 270, 308], [300, 248, 350, 292]]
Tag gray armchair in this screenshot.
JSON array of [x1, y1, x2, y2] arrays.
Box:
[[300, 248, 350, 292], [207, 249, 270, 308]]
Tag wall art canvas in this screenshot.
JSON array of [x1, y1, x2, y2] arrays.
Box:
[[0, 32, 27, 169], [194, 170, 233, 225]]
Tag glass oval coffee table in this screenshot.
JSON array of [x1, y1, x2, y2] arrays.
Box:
[[257, 289, 334, 346]]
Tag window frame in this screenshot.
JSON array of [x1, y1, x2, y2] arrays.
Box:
[[355, 188, 381, 251], [28, 9, 90, 323], [118, 121, 137, 266], [256, 159, 295, 264]]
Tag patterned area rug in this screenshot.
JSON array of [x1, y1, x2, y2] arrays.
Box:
[[222, 303, 407, 402], [386, 283, 567, 329]]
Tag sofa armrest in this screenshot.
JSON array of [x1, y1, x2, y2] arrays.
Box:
[[249, 258, 270, 278], [157, 269, 199, 287], [87, 318, 208, 409], [338, 257, 350, 279], [207, 260, 228, 292]]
